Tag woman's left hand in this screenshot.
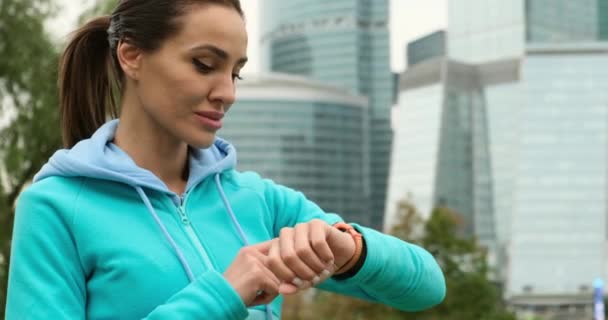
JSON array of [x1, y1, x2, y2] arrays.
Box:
[[266, 219, 356, 294]]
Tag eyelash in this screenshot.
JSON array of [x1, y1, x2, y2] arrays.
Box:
[[192, 58, 212, 73], [192, 59, 243, 81]]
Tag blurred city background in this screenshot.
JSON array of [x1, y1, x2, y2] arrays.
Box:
[[1, 0, 607, 319]]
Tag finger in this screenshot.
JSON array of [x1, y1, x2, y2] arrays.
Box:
[[267, 240, 304, 294], [252, 292, 277, 306], [248, 253, 281, 306], [251, 278, 280, 306], [249, 249, 282, 287], [279, 227, 317, 282], [294, 223, 327, 274], [314, 262, 337, 287], [253, 279, 279, 305], [237, 250, 280, 307], [249, 239, 274, 255], [309, 220, 335, 265], [279, 282, 299, 295], [267, 239, 297, 283]]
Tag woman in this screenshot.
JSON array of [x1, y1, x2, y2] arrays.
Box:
[[5, 0, 446, 319]]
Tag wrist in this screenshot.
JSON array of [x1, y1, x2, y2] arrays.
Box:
[[332, 222, 363, 275], [332, 235, 367, 280], [331, 230, 356, 268]]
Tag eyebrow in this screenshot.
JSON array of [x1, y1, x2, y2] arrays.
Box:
[[191, 44, 248, 65]]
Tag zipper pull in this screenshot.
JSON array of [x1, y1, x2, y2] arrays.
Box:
[[177, 195, 190, 225], [178, 205, 190, 225]]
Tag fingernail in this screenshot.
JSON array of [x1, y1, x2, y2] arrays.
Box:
[[321, 269, 331, 278], [327, 260, 334, 266], [292, 277, 303, 288], [312, 275, 321, 285]]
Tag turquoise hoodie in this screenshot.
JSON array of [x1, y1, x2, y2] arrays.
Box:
[[6, 120, 445, 319]]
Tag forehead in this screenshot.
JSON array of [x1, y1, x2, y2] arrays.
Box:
[[170, 5, 248, 57]]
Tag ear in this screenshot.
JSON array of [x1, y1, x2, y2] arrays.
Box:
[[116, 40, 143, 81]]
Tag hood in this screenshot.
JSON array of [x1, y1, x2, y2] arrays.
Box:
[[34, 119, 237, 195]]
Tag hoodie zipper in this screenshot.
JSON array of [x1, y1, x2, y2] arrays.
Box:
[[176, 194, 215, 271]]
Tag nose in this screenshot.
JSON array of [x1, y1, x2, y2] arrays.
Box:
[[209, 73, 236, 108]]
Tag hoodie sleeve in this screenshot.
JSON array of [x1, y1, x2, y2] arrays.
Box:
[[6, 183, 249, 320], [263, 178, 446, 312], [7, 185, 86, 319], [142, 271, 249, 319]]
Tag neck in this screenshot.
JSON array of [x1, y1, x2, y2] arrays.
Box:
[[114, 91, 188, 195]]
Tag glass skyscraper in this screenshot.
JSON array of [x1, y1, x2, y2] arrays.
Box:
[[419, 0, 608, 318], [508, 49, 608, 318], [388, 1, 608, 318], [526, 0, 608, 43], [385, 75, 443, 225], [261, 0, 392, 230], [448, 0, 526, 64], [407, 31, 446, 67], [221, 73, 371, 225], [385, 52, 518, 260]]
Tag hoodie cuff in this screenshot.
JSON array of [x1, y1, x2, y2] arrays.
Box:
[[201, 271, 249, 319]]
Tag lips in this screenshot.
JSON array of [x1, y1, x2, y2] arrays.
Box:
[[194, 111, 224, 130], [194, 111, 224, 120]]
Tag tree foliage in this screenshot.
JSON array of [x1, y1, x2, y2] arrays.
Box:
[[81, 0, 116, 21], [0, 0, 61, 316]]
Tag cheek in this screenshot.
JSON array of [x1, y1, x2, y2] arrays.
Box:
[[141, 69, 207, 115], [176, 79, 209, 110]]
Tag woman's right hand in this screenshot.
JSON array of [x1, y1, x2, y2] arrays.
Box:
[[223, 241, 283, 307]]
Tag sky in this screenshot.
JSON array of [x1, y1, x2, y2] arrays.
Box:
[[47, 0, 448, 73]]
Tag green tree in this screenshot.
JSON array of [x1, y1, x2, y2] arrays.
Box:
[[282, 199, 516, 320], [80, 0, 116, 21], [0, 0, 61, 316], [388, 193, 423, 242], [414, 207, 514, 320]]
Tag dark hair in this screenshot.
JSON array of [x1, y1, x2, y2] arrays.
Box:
[[59, 0, 244, 148]]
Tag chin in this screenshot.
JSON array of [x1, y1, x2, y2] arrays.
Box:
[[186, 136, 216, 149]]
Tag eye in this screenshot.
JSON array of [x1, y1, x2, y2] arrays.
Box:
[[232, 74, 243, 81], [192, 59, 213, 74]]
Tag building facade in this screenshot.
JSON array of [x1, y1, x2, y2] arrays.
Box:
[[507, 46, 608, 319], [260, 0, 392, 229], [387, 0, 608, 318], [407, 30, 446, 67], [221, 73, 371, 225], [385, 54, 518, 260]]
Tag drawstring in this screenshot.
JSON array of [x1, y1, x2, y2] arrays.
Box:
[[135, 186, 196, 282], [215, 173, 249, 246], [135, 175, 274, 320], [214, 173, 274, 320]]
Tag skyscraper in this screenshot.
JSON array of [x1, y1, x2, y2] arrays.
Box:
[[385, 45, 517, 258], [221, 73, 371, 225], [526, 0, 608, 43], [388, 0, 608, 318], [508, 45, 608, 319], [261, 0, 392, 230], [407, 31, 446, 67]]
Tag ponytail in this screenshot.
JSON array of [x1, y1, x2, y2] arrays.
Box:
[[59, 16, 120, 148]]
